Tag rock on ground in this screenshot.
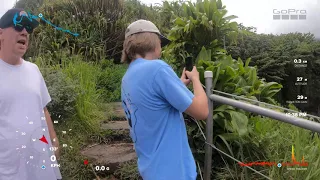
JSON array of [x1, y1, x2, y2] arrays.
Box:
[[81, 143, 136, 174]]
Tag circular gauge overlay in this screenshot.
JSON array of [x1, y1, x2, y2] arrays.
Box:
[[15, 126, 57, 169], [11, 112, 62, 179], [0, 135, 17, 164]]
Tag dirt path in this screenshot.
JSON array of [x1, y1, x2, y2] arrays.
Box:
[[81, 102, 138, 179]]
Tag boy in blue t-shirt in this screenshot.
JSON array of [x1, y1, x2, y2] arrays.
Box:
[[121, 19, 209, 180]]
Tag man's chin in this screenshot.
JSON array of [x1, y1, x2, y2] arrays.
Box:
[[14, 50, 27, 58]]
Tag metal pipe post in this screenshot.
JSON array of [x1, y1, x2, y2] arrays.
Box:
[[209, 94, 320, 133], [204, 71, 213, 180]]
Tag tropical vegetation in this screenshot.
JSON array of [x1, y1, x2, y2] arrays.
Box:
[[10, 0, 320, 179]]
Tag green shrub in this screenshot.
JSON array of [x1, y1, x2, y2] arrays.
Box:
[[41, 68, 79, 121], [97, 60, 127, 102], [33, 54, 105, 131], [63, 58, 104, 132], [163, 1, 285, 178], [253, 116, 320, 180]]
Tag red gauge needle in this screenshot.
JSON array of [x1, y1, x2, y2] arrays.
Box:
[[39, 135, 48, 144]]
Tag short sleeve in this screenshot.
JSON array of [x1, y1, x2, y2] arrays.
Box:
[[153, 65, 194, 112], [38, 68, 51, 108]]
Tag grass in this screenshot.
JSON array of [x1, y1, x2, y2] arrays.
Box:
[[33, 56, 116, 179], [32, 55, 320, 180], [258, 118, 320, 180], [62, 57, 105, 132], [215, 116, 320, 180], [54, 102, 115, 180], [50, 59, 135, 179], [54, 102, 140, 180], [114, 160, 141, 180], [55, 118, 95, 180], [206, 112, 320, 180]]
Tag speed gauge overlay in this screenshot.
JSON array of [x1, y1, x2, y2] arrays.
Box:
[[15, 125, 61, 178]]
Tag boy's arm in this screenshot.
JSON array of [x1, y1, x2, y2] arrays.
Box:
[[153, 65, 208, 120]]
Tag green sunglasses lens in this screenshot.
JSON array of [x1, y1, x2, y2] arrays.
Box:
[[14, 24, 24, 31], [14, 24, 33, 34]]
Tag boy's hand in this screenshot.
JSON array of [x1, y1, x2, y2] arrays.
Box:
[[180, 68, 191, 86], [185, 66, 199, 82]]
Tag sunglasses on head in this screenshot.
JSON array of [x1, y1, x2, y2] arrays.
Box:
[[13, 23, 33, 34]]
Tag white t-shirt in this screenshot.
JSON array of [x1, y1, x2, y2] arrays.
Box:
[[0, 59, 62, 180]]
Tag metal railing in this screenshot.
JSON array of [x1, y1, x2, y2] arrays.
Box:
[[203, 71, 320, 180]]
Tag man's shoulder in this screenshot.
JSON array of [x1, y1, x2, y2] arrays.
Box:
[[24, 60, 39, 69], [23, 60, 43, 74]]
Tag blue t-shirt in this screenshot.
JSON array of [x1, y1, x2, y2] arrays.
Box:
[[121, 58, 197, 180]]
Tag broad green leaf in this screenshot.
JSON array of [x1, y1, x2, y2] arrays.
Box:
[[184, 23, 190, 32], [216, 134, 236, 156], [216, 0, 223, 9], [197, 60, 205, 66], [214, 105, 235, 112], [204, 0, 210, 16], [175, 17, 186, 26], [245, 57, 251, 67], [198, 66, 205, 83], [212, 66, 220, 89], [262, 97, 277, 104], [224, 15, 237, 21], [206, 65, 215, 72], [236, 76, 247, 87], [248, 68, 257, 86], [196, 47, 208, 63], [260, 82, 282, 97], [254, 119, 263, 133], [218, 133, 239, 141], [228, 111, 248, 136], [225, 66, 236, 76], [249, 90, 261, 96], [213, 112, 226, 128]]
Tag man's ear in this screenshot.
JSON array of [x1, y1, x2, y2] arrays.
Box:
[[0, 28, 2, 50], [0, 28, 3, 40]]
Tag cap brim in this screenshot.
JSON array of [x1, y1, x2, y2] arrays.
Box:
[[159, 34, 171, 47]]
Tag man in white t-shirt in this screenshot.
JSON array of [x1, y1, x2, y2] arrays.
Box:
[[0, 8, 62, 180]]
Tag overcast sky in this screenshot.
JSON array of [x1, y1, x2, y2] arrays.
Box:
[[1, 0, 319, 38]]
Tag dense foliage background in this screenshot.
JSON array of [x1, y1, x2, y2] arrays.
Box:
[[12, 0, 320, 179]]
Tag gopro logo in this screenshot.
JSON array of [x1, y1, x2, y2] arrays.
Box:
[[273, 9, 307, 20]]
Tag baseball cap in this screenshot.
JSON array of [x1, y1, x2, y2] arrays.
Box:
[[0, 8, 39, 30], [125, 19, 171, 47]]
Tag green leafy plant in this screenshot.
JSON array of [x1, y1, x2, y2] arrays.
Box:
[[97, 59, 127, 102], [163, 0, 283, 178], [162, 0, 239, 73], [41, 68, 78, 120]]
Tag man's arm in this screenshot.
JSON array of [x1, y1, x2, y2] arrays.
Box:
[[44, 107, 60, 158]]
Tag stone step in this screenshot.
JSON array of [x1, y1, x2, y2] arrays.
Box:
[[81, 143, 136, 175], [109, 102, 126, 118], [101, 121, 129, 130]]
